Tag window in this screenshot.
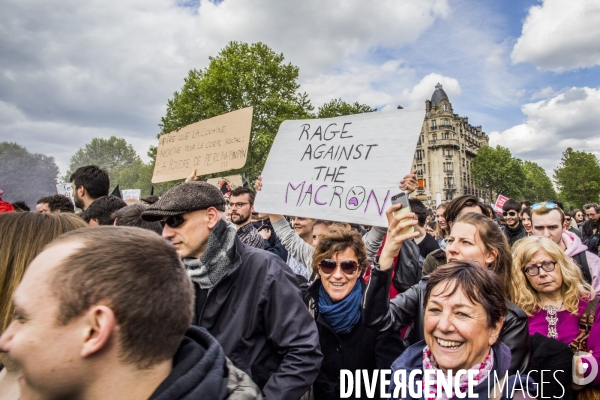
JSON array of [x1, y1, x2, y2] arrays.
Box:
[[442, 104, 447, 111], [431, 120, 437, 129], [444, 148, 452, 157], [416, 150, 423, 161], [418, 179, 426, 190], [432, 134, 437, 141], [444, 162, 453, 171]]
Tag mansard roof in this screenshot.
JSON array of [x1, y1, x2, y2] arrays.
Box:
[[431, 83, 449, 106]]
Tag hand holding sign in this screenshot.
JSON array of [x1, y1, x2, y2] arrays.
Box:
[[254, 109, 425, 227]]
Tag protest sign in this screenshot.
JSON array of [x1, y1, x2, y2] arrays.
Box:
[[56, 183, 74, 204], [494, 194, 509, 213], [122, 189, 141, 200], [254, 108, 426, 227], [206, 175, 243, 197], [152, 107, 253, 183]]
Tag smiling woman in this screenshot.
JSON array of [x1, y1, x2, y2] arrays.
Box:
[[389, 263, 535, 400], [308, 225, 404, 399]]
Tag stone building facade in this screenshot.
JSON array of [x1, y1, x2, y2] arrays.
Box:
[[413, 83, 489, 208]]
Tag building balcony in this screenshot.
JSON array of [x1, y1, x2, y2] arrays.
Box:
[[444, 154, 453, 159], [427, 138, 460, 150], [443, 184, 456, 191], [465, 146, 478, 157], [445, 169, 453, 175]]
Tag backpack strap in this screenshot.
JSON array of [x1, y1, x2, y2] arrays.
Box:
[[569, 296, 600, 353], [572, 252, 593, 286]]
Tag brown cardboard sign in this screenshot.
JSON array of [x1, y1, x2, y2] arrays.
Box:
[[152, 107, 252, 183]]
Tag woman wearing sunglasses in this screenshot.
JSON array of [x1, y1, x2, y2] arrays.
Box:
[[308, 225, 403, 399], [511, 236, 600, 388], [364, 209, 531, 375]]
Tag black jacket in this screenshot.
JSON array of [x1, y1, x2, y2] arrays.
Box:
[[150, 326, 261, 400], [193, 236, 322, 400], [362, 266, 531, 375], [500, 223, 528, 247], [308, 279, 405, 400]]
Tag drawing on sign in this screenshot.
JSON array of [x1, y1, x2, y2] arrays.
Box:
[[254, 108, 426, 227], [152, 108, 253, 183], [206, 175, 243, 197]]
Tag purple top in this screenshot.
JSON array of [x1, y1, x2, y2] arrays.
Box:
[[529, 296, 600, 386]]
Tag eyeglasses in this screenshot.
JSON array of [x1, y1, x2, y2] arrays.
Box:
[[523, 261, 556, 276], [230, 202, 250, 209], [318, 259, 359, 275], [503, 211, 518, 217], [531, 202, 558, 211], [160, 214, 185, 229]]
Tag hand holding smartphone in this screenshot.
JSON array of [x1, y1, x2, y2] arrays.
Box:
[[391, 192, 415, 235]]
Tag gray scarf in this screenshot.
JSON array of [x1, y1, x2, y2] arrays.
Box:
[[182, 218, 237, 290]]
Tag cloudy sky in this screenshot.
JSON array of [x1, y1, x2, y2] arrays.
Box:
[[2, 0, 599, 178]]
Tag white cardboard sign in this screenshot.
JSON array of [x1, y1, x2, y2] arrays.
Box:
[[254, 109, 425, 227], [56, 183, 74, 203], [122, 189, 141, 200]]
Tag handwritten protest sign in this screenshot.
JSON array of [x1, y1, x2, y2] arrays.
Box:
[[254, 109, 425, 227], [206, 175, 243, 197], [152, 107, 253, 183], [122, 189, 141, 200], [56, 183, 74, 204]]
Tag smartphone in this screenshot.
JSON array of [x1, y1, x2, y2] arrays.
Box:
[[391, 192, 415, 235]]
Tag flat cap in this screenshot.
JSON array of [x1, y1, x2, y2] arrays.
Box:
[[141, 182, 226, 222]]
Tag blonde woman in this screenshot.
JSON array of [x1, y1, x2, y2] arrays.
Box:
[[512, 236, 600, 387]]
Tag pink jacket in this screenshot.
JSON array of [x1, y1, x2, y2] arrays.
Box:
[[563, 231, 600, 293]]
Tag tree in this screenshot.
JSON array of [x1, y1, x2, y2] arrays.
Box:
[[316, 98, 376, 118], [64, 136, 141, 185], [520, 161, 558, 202], [471, 145, 526, 200], [159, 41, 314, 182], [554, 147, 600, 207], [0, 142, 59, 207]]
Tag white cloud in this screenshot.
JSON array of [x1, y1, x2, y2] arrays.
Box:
[[511, 0, 600, 72], [400, 73, 461, 109], [489, 87, 600, 173], [0, 0, 450, 173]]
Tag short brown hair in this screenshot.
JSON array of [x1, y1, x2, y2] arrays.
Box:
[[312, 225, 368, 276], [48, 226, 193, 369], [443, 195, 484, 224], [425, 261, 507, 328]]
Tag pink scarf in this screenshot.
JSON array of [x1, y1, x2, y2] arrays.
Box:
[[421, 345, 494, 399]]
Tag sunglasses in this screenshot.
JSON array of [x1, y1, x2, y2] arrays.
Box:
[[318, 259, 359, 275], [531, 202, 558, 211], [523, 261, 556, 276], [160, 214, 185, 229], [503, 211, 518, 217]]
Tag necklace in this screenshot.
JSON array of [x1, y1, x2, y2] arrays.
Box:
[[541, 302, 563, 339]]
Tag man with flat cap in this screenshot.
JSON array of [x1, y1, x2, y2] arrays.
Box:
[[142, 182, 322, 400]]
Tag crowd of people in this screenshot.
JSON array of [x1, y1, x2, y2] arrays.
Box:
[[0, 164, 599, 400]]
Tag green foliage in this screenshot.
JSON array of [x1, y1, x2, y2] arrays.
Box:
[[159, 41, 314, 182], [554, 148, 600, 207], [65, 136, 140, 185], [520, 161, 558, 203], [316, 98, 376, 118], [0, 142, 59, 207], [471, 145, 526, 200]]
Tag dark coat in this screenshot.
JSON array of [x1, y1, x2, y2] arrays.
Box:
[[529, 333, 574, 400], [362, 266, 531, 375], [150, 326, 261, 400], [193, 236, 322, 400], [500, 223, 528, 247], [308, 279, 405, 400]]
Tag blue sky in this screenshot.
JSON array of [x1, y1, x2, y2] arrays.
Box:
[[1, 0, 599, 179]]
